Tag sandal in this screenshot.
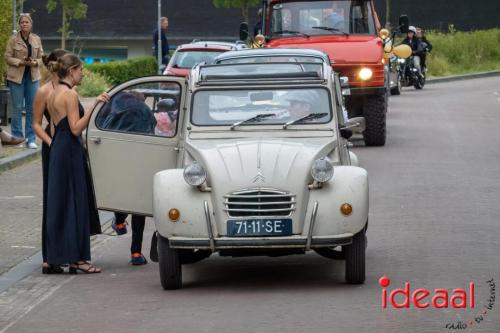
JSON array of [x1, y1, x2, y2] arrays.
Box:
[[69, 261, 101, 274], [42, 264, 64, 274]]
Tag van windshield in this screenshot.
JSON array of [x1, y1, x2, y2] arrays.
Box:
[[191, 88, 332, 126], [270, 0, 376, 36]]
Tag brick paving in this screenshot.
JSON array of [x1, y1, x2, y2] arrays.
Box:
[[0, 160, 44, 275]]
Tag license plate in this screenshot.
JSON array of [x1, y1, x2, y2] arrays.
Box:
[[227, 219, 292, 237]]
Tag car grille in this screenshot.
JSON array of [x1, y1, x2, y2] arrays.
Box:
[[224, 189, 296, 217]]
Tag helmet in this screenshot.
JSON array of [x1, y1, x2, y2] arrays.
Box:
[[408, 26, 417, 34], [156, 98, 177, 111]]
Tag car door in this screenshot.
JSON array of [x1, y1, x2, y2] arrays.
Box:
[[86, 76, 187, 216]]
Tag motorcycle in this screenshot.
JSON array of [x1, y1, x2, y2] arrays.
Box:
[[399, 54, 426, 90]]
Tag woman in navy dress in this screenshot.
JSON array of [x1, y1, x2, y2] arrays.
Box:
[[45, 53, 109, 273], [33, 49, 103, 274]]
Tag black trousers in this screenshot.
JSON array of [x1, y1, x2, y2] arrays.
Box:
[[114, 213, 145, 254]]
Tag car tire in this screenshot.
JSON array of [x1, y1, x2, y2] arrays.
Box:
[[390, 74, 402, 95], [344, 228, 366, 284], [158, 234, 182, 290], [362, 95, 386, 146]]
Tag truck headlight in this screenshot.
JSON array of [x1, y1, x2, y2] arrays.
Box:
[[183, 162, 207, 186], [358, 67, 373, 81], [311, 158, 334, 183]]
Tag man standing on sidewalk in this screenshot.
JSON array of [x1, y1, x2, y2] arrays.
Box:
[[153, 17, 170, 66]]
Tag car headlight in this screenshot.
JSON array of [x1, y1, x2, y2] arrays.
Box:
[[358, 67, 373, 81], [311, 158, 334, 183], [183, 162, 207, 186]]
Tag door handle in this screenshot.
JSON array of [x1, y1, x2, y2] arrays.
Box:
[[90, 137, 101, 144]]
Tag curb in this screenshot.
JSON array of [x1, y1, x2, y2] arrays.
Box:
[[0, 147, 41, 173], [426, 70, 500, 84]]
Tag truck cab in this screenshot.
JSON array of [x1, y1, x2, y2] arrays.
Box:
[[248, 0, 388, 146]]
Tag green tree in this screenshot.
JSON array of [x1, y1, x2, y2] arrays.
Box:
[[213, 0, 260, 24], [0, 0, 12, 86], [47, 0, 87, 49]]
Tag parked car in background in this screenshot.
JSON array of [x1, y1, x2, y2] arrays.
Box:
[[163, 41, 247, 77]]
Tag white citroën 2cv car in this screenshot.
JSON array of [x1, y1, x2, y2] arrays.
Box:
[[86, 49, 369, 289]]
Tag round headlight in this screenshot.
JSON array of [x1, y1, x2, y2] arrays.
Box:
[[183, 162, 207, 186], [358, 67, 373, 81], [311, 158, 334, 183], [379, 28, 390, 40]]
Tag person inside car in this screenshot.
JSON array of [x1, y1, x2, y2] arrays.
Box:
[[153, 98, 178, 137]]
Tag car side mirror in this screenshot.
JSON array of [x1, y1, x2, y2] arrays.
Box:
[[339, 127, 353, 140], [399, 15, 409, 34], [239, 22, 249, 41]]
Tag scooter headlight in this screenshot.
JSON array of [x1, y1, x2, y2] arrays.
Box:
[[311, 158, 334, 183], [358, 67, 373, 81], [183, 162, 207, 186]]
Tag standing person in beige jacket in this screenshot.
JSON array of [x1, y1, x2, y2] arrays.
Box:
[[4, 13, 43, 149]]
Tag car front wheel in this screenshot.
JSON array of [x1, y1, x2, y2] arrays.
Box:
[[158, 234, 182, 290], [344, 227, 366, 284]]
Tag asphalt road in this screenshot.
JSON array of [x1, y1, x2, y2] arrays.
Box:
[[1, 77, 500, 333]]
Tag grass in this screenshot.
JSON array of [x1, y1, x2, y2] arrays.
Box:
[[426, 28, 500, 77]]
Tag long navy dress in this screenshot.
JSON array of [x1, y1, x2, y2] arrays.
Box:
[[45, 103, 99, 265]]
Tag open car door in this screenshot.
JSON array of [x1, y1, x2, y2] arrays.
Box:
[[86, 76, 187, 216]]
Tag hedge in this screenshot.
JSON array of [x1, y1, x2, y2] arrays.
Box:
[[0, 0, 12, 86], [85, 56, 157, 86]]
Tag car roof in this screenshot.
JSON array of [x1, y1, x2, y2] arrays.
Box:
[[176, 41, 247, 51], [214, 48, 332, 64]]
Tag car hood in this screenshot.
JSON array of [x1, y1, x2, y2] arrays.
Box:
[[185, 137, 335, 192], [268, 35, 383, 64]]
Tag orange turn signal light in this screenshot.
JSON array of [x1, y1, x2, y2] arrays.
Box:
[[168, 208, 180, 222], [340, 203, 353, 216]]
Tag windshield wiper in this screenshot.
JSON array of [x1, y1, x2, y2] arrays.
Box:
[[273, 30, 310, 38], [230, 113, 277, 130], [283, 112, 328, 129], [312, 26, 349, 36]]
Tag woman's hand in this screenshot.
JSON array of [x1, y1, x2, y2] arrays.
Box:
[[95, 92, 110, 104]]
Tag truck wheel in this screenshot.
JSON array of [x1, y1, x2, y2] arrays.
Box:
[[390, 74, 402, 95], [158, 234, 182, 290], [362, 95, 386, 146], [344, 228, 366, 284]]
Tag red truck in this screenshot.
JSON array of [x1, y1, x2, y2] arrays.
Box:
[[243, 0, 404, 146]]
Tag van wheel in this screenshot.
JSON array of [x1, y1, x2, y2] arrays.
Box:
[[344, 228, 366, 284], [158, 234, 182, 290], [362, 95, 386, 146]]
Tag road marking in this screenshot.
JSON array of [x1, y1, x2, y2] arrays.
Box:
[[10, 246, 36, 249], [0, 196, 35, 200]]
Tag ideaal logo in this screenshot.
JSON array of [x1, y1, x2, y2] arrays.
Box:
[[379, 276, 496, 330]]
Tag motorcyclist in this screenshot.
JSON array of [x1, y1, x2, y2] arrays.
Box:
[[417, 28, 432, 73], [402, 26, 425, 77]]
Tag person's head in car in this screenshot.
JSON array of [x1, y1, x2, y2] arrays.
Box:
[[286, 90, 318, 119], [154, 98, 178, 137]]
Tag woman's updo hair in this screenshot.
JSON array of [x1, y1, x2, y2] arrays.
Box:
[[42, 49, 68, 73], [55, 53, 83, 79]]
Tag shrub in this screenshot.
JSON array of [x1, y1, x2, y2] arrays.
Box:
[[426, 28, 500, 77], [85, 56, 157, 86], [77, 68, 110, 97], [0, 0, 12, 86]]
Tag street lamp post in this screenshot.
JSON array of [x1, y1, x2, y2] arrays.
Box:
[[12, 0, 17, 34], [157, 0, 162, 74]]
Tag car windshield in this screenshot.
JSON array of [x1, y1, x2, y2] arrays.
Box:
[[270, 0, 376, 36], [191, 88, 332, 126], [171, 50, 224, 69]]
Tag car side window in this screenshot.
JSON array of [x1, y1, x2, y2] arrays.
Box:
[[96, 82, 181, 138]]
